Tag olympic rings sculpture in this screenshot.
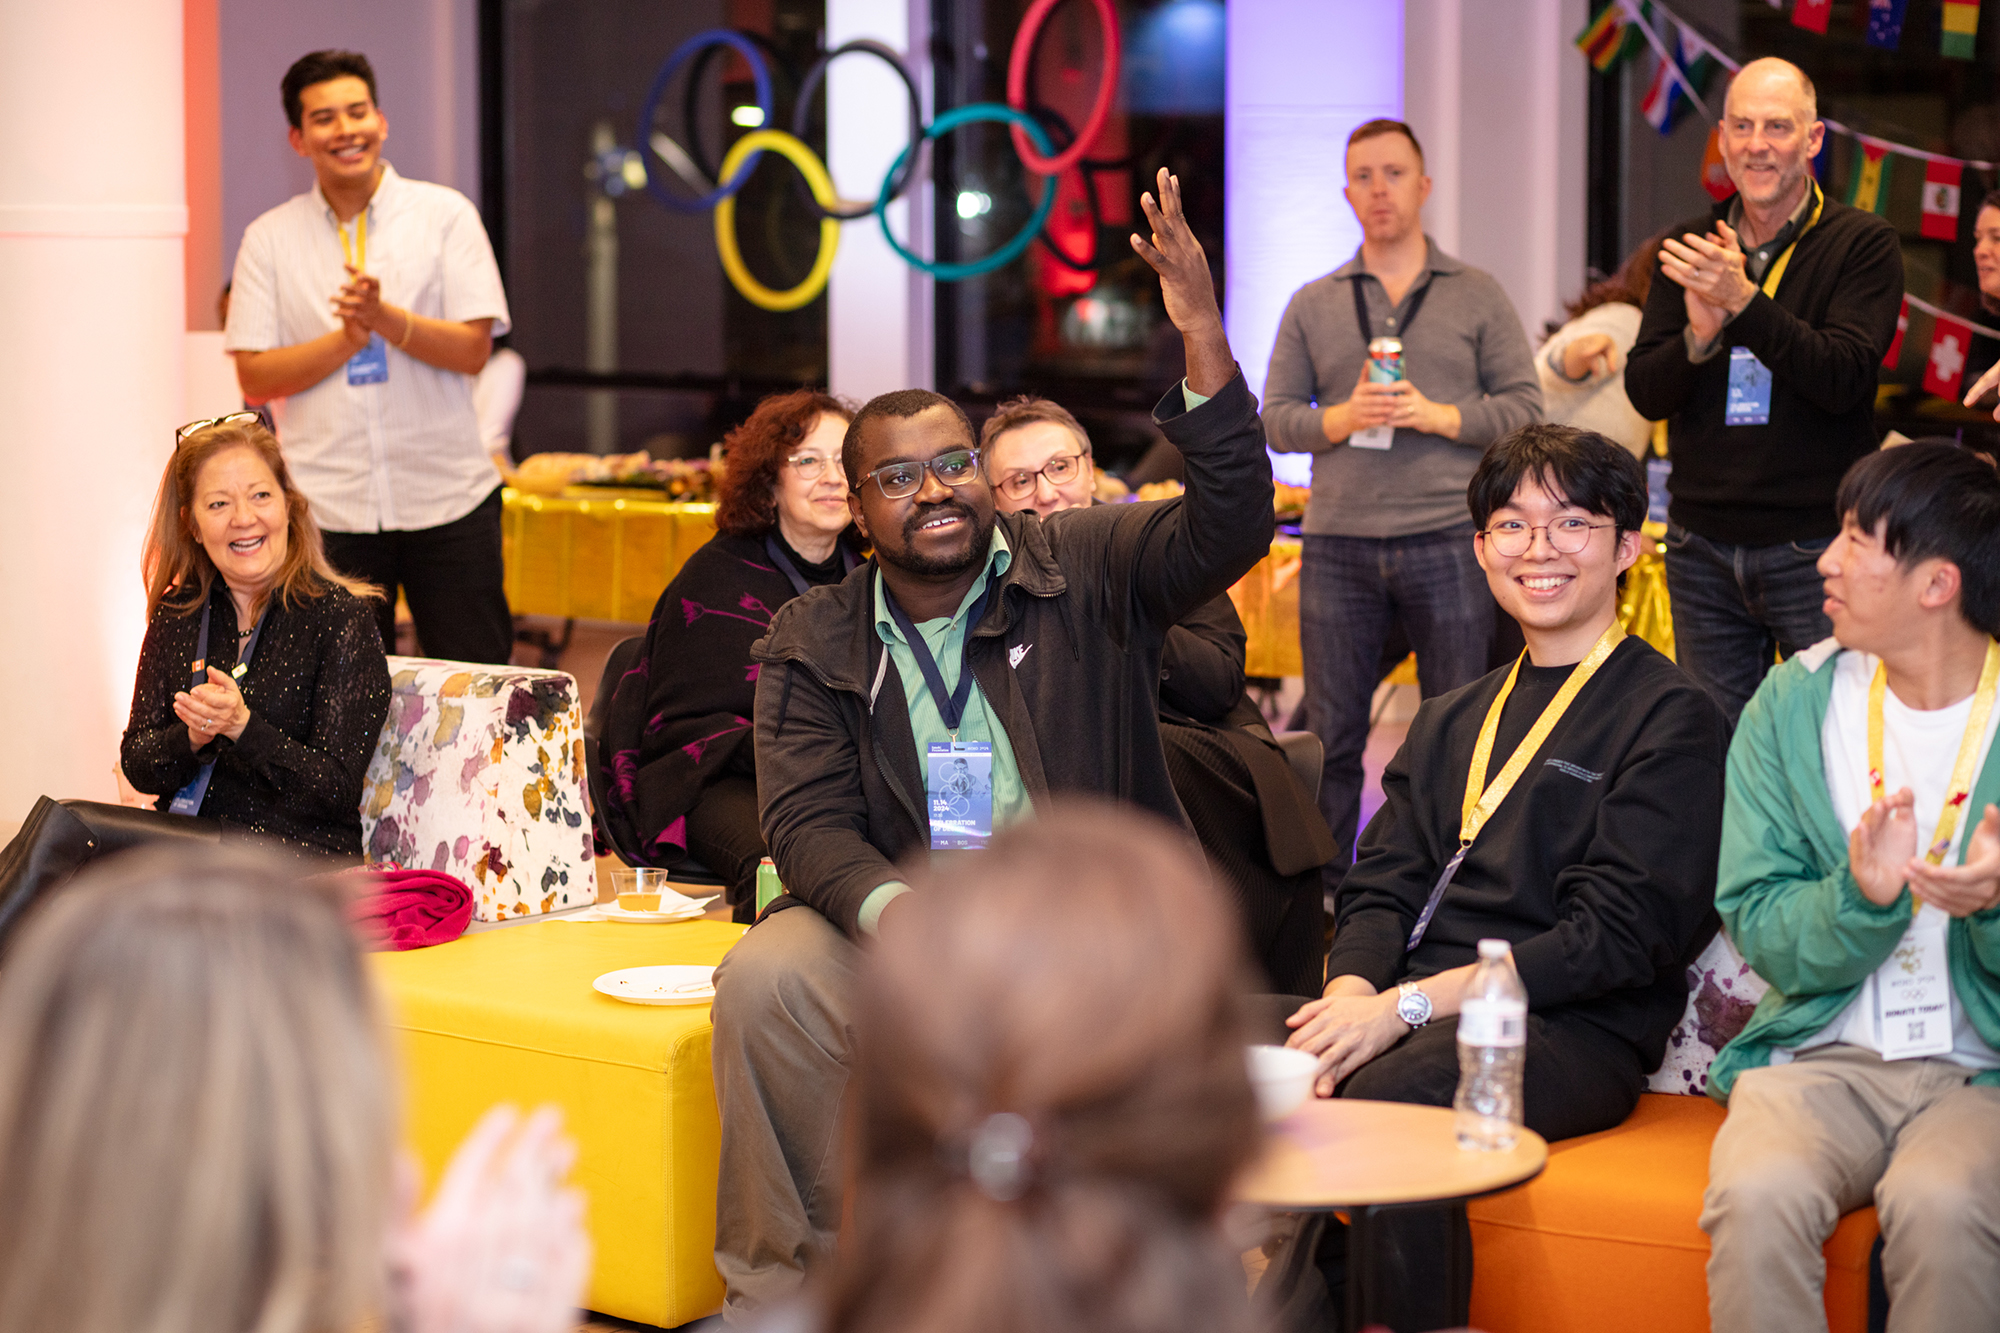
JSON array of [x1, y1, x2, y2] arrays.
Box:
[[713, 130, 843, 312], [635, 5, 1124, 306]]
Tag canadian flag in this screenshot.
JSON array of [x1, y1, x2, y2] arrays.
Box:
[[1793, 0, 1833, 33], [1884, 297, 1909, 369], [1922, 160, 1964, 241], [1923, 314, 1974, 399]]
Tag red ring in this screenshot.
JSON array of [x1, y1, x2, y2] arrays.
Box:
[[1006, 0, 1121, 176]]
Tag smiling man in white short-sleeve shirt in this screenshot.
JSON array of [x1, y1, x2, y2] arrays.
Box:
[[225, 48, 515, 663]]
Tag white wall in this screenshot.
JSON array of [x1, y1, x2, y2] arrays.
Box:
[[218, 0, 478, 285], [826, 0, 935, 400], [0, 0, 188, 815], [1405, 0, 1591, 339]]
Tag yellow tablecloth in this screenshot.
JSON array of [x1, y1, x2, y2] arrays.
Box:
[[1227, 528, 1676, 679], [502, 488, 718, 623], [373, 917, 745, 1327]]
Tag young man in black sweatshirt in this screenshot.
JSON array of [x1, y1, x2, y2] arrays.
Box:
[[1278, 423, 1730, 1331]]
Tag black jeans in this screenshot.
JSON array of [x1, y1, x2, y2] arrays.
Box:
[[683, 775, 767, 924], [323, 486, 514, 665], [1661, 524, 1833, 726], [1262, 1005, 1645, 1333]]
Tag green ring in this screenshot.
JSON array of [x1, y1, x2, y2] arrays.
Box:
[[877, 103, 1057, 282]]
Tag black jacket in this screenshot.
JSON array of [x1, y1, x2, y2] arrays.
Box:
[[121, 582, 390, 858], [750, 373, 1274, 938], [1625, 192, 1902, 546], [1327, 637, 1728, 1066]]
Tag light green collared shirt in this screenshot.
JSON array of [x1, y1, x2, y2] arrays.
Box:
[[859, 526, 1032, 932]]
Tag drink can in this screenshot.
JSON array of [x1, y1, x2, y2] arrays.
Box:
[[755, 857, 783, 914], [1366, 337, 1405, 384]]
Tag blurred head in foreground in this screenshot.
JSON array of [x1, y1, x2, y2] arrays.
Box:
[[824, 802, 1261, 1333], [0, 846, 392, 1333]]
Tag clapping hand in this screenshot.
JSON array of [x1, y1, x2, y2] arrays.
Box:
[[1849, 787, 1918, 906], [387, 1104, 591, 1333], [1906, 804, 2000, 918], [1963, 362, 2000, 419], [174, 666, 249, 747], [1660, 221, 1755, 346]]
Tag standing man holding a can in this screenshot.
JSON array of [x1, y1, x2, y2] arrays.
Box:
[[1264, 118, 1543, 872]]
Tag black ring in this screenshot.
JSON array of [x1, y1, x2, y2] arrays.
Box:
[[675, 29, 797, 186], [1024, 102, 1105, 272], [789, 39, 925, 220]]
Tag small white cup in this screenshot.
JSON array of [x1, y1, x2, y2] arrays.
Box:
[[1246, 1044, 1318, 1121]]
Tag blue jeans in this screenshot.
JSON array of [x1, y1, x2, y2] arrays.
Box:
[[1662, 524, 1832, 726], [1299, 523, 1495, 873]]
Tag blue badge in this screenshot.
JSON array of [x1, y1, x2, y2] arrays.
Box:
[[1725, 345, 1772, 426], [927, 741, 993, 850], [346, 332, 389, 386]]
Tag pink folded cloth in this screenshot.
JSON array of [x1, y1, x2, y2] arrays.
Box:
[[348, 866, 474, 950]]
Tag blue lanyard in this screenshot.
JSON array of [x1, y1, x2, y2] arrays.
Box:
[[883, 572, 997, 734], [167, 595, 269, 818], [764, 534, 858, 599]]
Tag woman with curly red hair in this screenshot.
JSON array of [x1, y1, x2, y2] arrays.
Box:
[[598, 389, 858, 919]]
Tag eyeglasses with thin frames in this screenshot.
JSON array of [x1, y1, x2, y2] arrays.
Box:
[[176, 411, 265, 448], [784, 452, 837, 480], [853, 448, 982, 501], [1479, 517, 1616, 558], [995, 451, 1087, 501]]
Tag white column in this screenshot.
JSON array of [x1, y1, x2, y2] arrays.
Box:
[[0, 0, 187, 816], [826, 0, 934, 400], [1226, 0, 1403, 486]]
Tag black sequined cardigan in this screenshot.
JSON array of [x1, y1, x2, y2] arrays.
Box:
[[121, 580, 391, 858]]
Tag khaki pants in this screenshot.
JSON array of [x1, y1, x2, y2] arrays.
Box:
[[709, 905, 860, 1323], [1701, 1044, 2000, 1333]]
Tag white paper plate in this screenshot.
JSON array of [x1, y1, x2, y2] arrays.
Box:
[[599, 900, 713, 924], [594, 965, 717, 1006]]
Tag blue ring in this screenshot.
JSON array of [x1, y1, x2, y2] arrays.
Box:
[[637, 29, 776, 214], [877, 103, 1057, 281]]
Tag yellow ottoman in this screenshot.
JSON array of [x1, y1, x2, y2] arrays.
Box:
[[373, 918, 745, 1327]]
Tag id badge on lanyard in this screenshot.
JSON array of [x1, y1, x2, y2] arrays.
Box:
[[167, 600, 266, 818], [337, 211, 388, 386], [1876, 907, 1954, 1060], [928, 741, 994, 850]]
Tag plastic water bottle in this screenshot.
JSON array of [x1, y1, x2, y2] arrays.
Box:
[[1455, 938, 1527, 1151]]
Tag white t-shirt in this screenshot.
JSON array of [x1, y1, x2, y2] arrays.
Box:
[[1799, 648, 2000, 1068]]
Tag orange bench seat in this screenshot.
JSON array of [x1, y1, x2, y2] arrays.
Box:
[[1467, 1092, 1878, 1333]]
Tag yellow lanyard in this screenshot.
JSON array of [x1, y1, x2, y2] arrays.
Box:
[[1755, 182, 1823, 300], [1461, 622, 1627, 844], [1867, 640, 2000, 887], [338, 210, 367, 272]]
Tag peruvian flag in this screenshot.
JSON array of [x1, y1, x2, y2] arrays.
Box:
[[1922, 160, 1964, 241], [1885, 298, 1909, 369], [1792, 0, 1832, 33], [1924, 314, 1974, 399]]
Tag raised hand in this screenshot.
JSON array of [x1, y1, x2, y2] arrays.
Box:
[[1130, 167, 1231, 396]]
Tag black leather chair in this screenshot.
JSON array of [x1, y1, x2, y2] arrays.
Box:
[[0, 798, 222, 952], [584, 637, 726, 886]]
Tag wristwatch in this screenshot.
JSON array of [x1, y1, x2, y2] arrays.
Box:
[[1395, 980, 1434, 1030]]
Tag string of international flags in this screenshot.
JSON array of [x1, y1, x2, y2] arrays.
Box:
[[1576, 0, 1998, 400]]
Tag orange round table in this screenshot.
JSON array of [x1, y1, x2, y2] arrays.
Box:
[[1236, 1098, 1548, 1329]]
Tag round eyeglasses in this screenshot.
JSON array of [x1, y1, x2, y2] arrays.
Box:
[[1480, 517, 1616, 558], [854, 447, 982, 501], [784, 452, 836, 480], [995, 451, 1086, 501]]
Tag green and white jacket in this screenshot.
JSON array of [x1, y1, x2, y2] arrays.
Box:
[[1711, 639, 2000, 1103]]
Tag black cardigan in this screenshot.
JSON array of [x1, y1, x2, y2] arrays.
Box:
[[121, 581, 390, 858], [1327, 637, 1728, 1067], [1625, 194, 1903, 546]]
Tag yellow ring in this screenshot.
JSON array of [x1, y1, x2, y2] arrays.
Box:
[[713, 130, 841, 312]]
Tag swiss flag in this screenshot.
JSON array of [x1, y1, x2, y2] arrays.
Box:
[[1921, 160, 1964, 241], [1793, 0, 1832, 33], [1701, 126, 1735, 201], [1884, 297, 1908, 369], [1923, 314, 1974, 399]]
